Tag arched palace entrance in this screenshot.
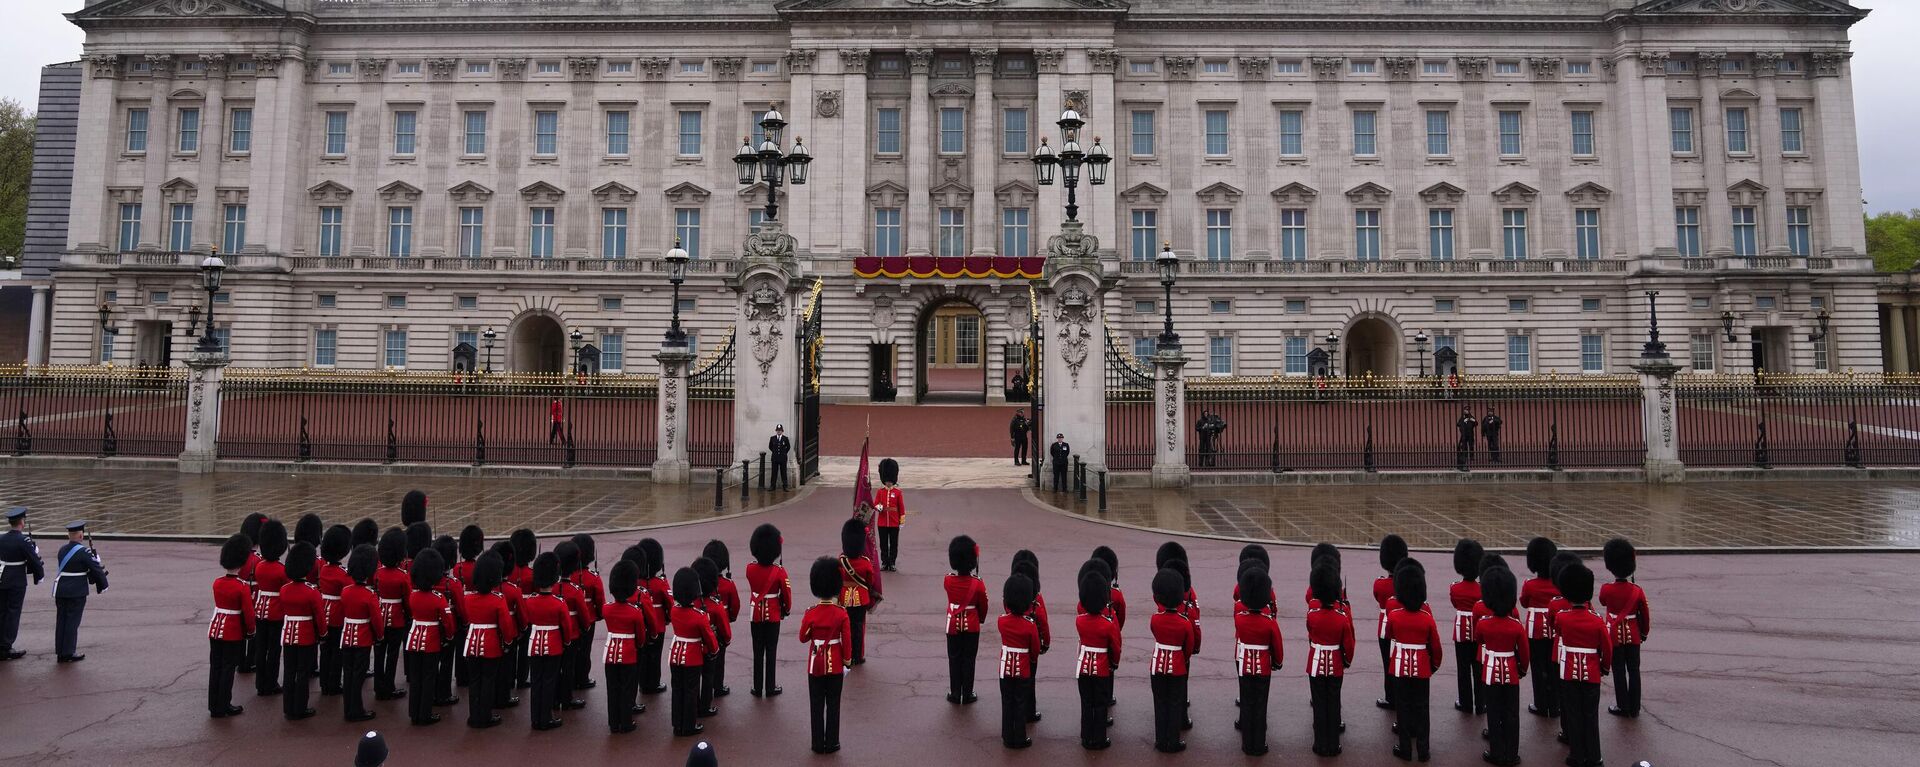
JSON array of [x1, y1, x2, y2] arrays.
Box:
[[511, 313, 567, 373], [1345, 316, 1401, 377], [915, 300, 987, 403]]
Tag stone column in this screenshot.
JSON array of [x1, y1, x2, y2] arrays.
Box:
[[1035, 50, 1064, 243], [733, 221, 803, 465], [180, 349, 229, 474], [140, 55, 174, 251], [1041, 220, 1109, 472], [1889, 305, 1909, 373], [970, 48, 997, 254], [1812, 51, 1866, 255], [1633, 355, 1684, 483], [25, 285, 49, 365], [653, 344, 696, 483], [1696, 55, 1733, 257], [836, 50, 870, 255], [195, 55, 227, 251], [905, 49, 934, 255], [1754, 53, 1791, 255], [1150, 346, 1190, 487]]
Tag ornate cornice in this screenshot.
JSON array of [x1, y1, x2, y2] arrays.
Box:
[[1087, 48, 1118, 74], [786, 49, 816, 75], [1034, 48, 1065, 74], [971, 47, 998, 76], [839, 48, 869, 74], [905, 48, 934, 75]]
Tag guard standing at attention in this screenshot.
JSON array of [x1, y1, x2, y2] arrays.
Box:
[[1475, 565, 1530, 767], [769, 426, 793, 491], [873, 460, 906, 572], [1148, 567, 1199, 754], [1481, 406, 1505, 463], [209, 534, 257, 718], [251, 520, 290, 696], [943, 535, 989, 705], [1304, 564, 1356, 757], [1009, 409, 1031, 466], [1372, 534, 1409, 710], [837, 519, 881, 665], [522, 552, 576, 731], [1520, 537, 1562, 717], [997, 572, 1041, 749], [1449, 538, 1486, 714], [1600, 538, 1650, 719], [1073, 569, 1120, 750], [744, 524, 791, 698], [403, 548, 454, 727], [279, 542, 324, 720], [667, 567, 718, 737], [602, 559, 652, 733], [1048, 434, 1072, 492], [1233, 567, 1282, 756], [799, 557, 850, 754], [0, 507, 45, 660], [1553, 562, 1613, 767], [51, 520, 108, 663], [1455, 407, 1478, 471]]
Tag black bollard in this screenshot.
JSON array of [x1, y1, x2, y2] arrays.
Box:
[[714, 467, 725, 510], [741, 460, 752, 501], [1097, 470, 1107, 512], [1076, 458, 1088, 501], [758, 451, 768, 489]]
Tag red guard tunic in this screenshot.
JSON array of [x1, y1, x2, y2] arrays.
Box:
[[630, 589, 664, 642], [374, 565, 410, 633], [1449, 579, 1483, 643], [1148, 609, 1201, 676], [461, 590, 517, 658], [557, 580, 591, 640], [435, 575, 465, 628], [1305, 584, 1352, 613], [1303, 606, 1357, 678], [704, 594, 734, 648], [1029, 593, 1052, 654], [498, 580, 526, 643], [943, 574, 989, 634], [798, 602, 851, 676], [602, 599, 649, 665], [1599, 580, 1651, 646], [645, 576, 671, 617], [668, 604, 719, 667], [521, 592, 577, 657], [1074, 612, 1121, 677], [744, 563, 791, 624], [405, 588, 456, 653], [1109, 585, 1128, 630], [510, 565, 534, 597], [874, 486, 906, 528], [1233, 609, 1284, 676], [1553, 606, 1614, 683], [339, 582, 383, 649], [209, 573, 256, 641], [318, 561, 351, 631], [1384, 606, 1443, 679], [252, 559, 288, 623], [838, 555, 880, 608], [1519, 577, 1561, 641], [998, 611, 1041, 679], [1474, 614, 1530, 686], [1372, 576, 1397, 640], [280, 579, 324, 647], [570, 569, 606, 625], [715, 576, 741, 624], [451, 559, 477, 589]]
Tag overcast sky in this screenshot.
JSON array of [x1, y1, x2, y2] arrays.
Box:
[[2, 0, 1916, 213]]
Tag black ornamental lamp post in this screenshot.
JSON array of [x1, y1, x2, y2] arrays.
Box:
[[1324, 331, 1341, 378], [196, 251, 227, 354], [733, 106, 812, 223], [1720, 309, 1738, 344], [1810, 308, 1831, 343], [569, 327, 584, 376], [1414, 329, 1430, 378], [665, 239, 690, 348], [1155, 241, 1180, 353], [1029, 109, 1110, 222], [1642, 290, 1669, 359], [481, 327, 497, 373]]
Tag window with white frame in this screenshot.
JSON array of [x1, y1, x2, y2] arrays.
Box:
[[1780, 107, 1805, 154], [1567, 61, 1592, 75], [1278, 110, 1304, 156], [873, 208, 902, 256], [1509, 297, 1530, 313], [1285, 336, 1309, 375], [939, 108, 966, 154], [1275, 60, 1303, 74], [1502, 209, 1529, 260], [602, 208, 628, 258], [1351, 60, 1377, 74], [1787, 207, 1813, 257], [393, 110, 417, 155], [1813, 333, 1830, 372], [1732, 206, 1759, 257], [1581, 335, 1605, 373], [1676, 207, 1702, 257], [1583, 297, 1603, 312], [938, 207, 967, 256], [458, 207, 485, 258], [384, 329, 408, 368], [1353, 110, 1377, 156], [681, 60, 704, 74], [126, 108, 148, 152], [228, 108, 252, 153], [98, 328, 116, 364], [1129, 60, 1154, 75], [222, 204, 246, 254], [1575, 208, 1601, 260], [1571, 110, 1596, 157], [1506, 334, 1531, 373], [1204, 110, 1229, 156], [749, 110, 769, 150], [1725, 107, 1751, 153], [1434, 298, 1456, 313], [528, 207, 555, 258], [1423, 61, 1448, 75], [317, 206, 342, 257], [464, 110, 488, 155], [1428, 208, 1455, 261], [117, 203, 142, 251], [324, 110, 348, 156], [1209, 336, 1234, 375], [379, 207, 411, 255], [457, 296, 478, 310], [753, 61, 776, 74], [1355, 209, 1381, 261], [1670, 107, 1695, 154], [607, 61, 633, 74], [316, 293, 336, 309], [1205, 209, 1232, 261], [1203, 60, 1229, 74], [1496, 61, 1522, 75], [599, 297, 620, 311], [1130, 209, 1157, 261], [1210, 299, 1232, 314], [1001, 208, 1030, 257], [1285, 299, 1308, 314], [1279, 209, 1307, 261], [1130, 110, 1155, 156], [874, 108, 902, 154], [748, 209, 766, 235], [1133, 300, 1155, 315], [1002, 108, 1029, 154], [677, 111, 702, 156], [534, 111, 559, 156], [675, 208, 702, 257], [606, 110, 630, 155], [466, 61, 490, 75], [1497, 110, 1523, 156], [386, 294, 406, 310], [313, 329, 337, 366], [177, 107, 200, 152], [1425, 110, 1451, 156], [1689, 334, 1716, 372], [600, 334, 625, 372], [1133, 337, 1156, 363], [396, 62, 422, 74]]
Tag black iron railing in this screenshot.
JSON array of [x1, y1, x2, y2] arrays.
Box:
[[1105, 332, 1157, 471], [1676, 372, 1920, 468], [687, 330, 737, 469], [0, 365, 189, 458]]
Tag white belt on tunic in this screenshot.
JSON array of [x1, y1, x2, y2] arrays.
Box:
[[344, 618, 370, 624], [258, 590, 281, 598], [1153, 643, 1183, 652], [1078, 645, 1107, 654], [810, 638, 840, 647], [213, 607, 241, 615], [464, 623, 497, 652], [284, 616, 312, 622], [757, 591, 782, 599], [379, 598, 402, 605], [322, 594, 342, 601], [410, 620, 440, 630], [606, 632, 636, 640], [1559, 645, 1597, 675], [1237, 642, 1270, 674], [1001, 646, 1029, 653], [1310, 643, 1341, 652], [672, 636, 701, 643], [531, 624, 560, 631], [1482, 649, 1515, 658]]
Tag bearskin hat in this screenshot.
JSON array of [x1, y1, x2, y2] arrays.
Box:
[[431, 536, 457, 573], [1237, 556, 1265, 582], [809, 557, 841, 601], [1240, 544, 1271, 569], [489, 540, 517, 571], [458, 525, 485, 561], [1012, 548, 1038, 573], [411, 548, 446, 591], [219, 533, 252, 571], [1239, 566, 1273, 614], [692, 557, 720, 595], [1550, 551, 1581, 591], [639, 538, 666, 578], [471, 551, 504, 594], [672, 567, 703, 607], [377, 528, 407, 568], [239, 513, 267, 545], [405, 522, 433, 561], [840, 518, 867, 558], [1002, 573, 1035, 615], [293, 514, 324, 548], [1151, 568, 1185, 611], [1480, 565, 1518, 619], [1078, 571, 1110, 616], [257, 519, 288, 563], [608, 560, 640, 603], [1558, 561, 1595, 604], [321, 525, 352, 564], [948, 535, 978, 575], [879, 457, 900, 485], [702, 539, 731, 575], [572, 534, 598, 566], [621, 545, 650, 581], [1480, 553, 1510, 577], [1013, 558, 1040, 592], [509, 529, 538, 571], [1525, 537, 1558, 578], [1603, 538, 1637, 580], [351, 518, 379, 549], [1309, 563, 1341, 609], [1078, 557, 1112, 587], [1453, 538, 1485, 581], [1310, 542, 1341, 570], [1166, 558, 1191, 593], [1155, 541, 1187, 571], [1392, 558, 1427, 612], [750, 524, 782, 566], [532, 552, 560, 591], [553, 540, 580, 576], [400, 490, 428, 527], [1091, 546, 1119, 582], [284, 543, 316, 581], [347, 544, 378, 585], [1379, 534, 1409, 573]]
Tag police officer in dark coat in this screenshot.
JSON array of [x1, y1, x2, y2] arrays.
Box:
[[52, 521, 109, 663], [1, 507, 45, 660], [1481, 406, 1504, 464], [1455, 408, 1478, 472], [769, 425, 793, 491], [1048, 434, 1072, 492], [1009, 410, 1031, 466]]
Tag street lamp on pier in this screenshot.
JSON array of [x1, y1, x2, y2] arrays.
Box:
[[733, 106, 812, 223], [196, 251, 227, 354], [1155, 242, 1181, 353], [664, 239, 690, 348], [1029, 109, 1110, 222]]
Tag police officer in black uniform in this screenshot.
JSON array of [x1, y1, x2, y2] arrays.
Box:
[[1009, 410, 1031, 466], [51, 521, 109, 663], [1048, 434, 1072, 492], [769, 425, 793, 491], [1, 507, 45, 660], [1455, 408, 1478, 472], [1481, 406, 1504, 464]]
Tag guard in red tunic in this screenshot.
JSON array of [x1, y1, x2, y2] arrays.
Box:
[[603, 560, 651, 733], [837, 519, 881, 665], [1148, 567, 1199, 753], [550, 542, 591, 712], [1373, 534, 1410, 710], [997, 573, 1041, 749], [372, 529, 411, 701], [1385, 559, 1442, 762], [690, 557, 729, 717], [569, 534, 606, 693], [279, 543, 323, 720], [874, 458, 906, 571], [1232, 544, 1272, 613], [668, 567, 719, 737], [1520, 537, 1561, 717], [1305, 543, 1351, 611], [317, 526, 353, 696], [1553, 562, 1613, 767], [523, 552, 578, 730], [338, 544, 383, 722], [1601, 538, 1650, 718], [1092, 546, 1127, 630], [744, 524, 791, 698], [1449, 538, 1486, 714], [427, 535, 464, 707], [1233, 567, 1283, 755], [638, 538, 671, 696], [943, 535, 989, 705], [209, 534, 256, 719], [236, 514, 267, 675], [462, 551, 516, 728], [1305, 563, 1356, 757], [1011, 550, 1049, 722], [451, 525, 484, 689], [403, 548, 454, 726], [250, 520, 289, 697], [1074, 569, 1120, 750], [1476, 565, 1530, 767], [701, 540, 741, 698], [508, 530, 539, 692], [799, 558, 851, 754]]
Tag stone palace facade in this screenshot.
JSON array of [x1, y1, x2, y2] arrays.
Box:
[[24, 0, 1876, 403]]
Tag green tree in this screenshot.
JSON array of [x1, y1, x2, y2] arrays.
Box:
[[1867, 210, 1920, 273], [0, 98, 34, 269]]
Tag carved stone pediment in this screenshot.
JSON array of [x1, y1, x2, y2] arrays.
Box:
[[160, 177, 198, 203], [1419, 182, 1466, 205], [447, 181, 494, 202], [1270, 182, 1318, 205], [865, 180, 908, 208], [1492, 182, 1540, 205], [930, 181, 973, 208], [592, 181, 638, 203], [1120, 182, 1168, 205], [1345, 182, 1392, 205], [995, 180, 1038, 209], [378, 180, 423, 202], [1564, 182, 1613, 205], [307, 180, 352, 202], [1726, 179, 1769, 206], [1195, 182, 1244, 205], [519, 181, 566, 203], [664, 182, 712, 204]]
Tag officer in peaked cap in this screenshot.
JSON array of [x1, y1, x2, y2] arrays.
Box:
[[1, 507, 45, 660], [52, 521, 109, 663]]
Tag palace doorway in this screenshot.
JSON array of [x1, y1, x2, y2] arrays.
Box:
[[915, 300, 987, 403], [511, 314, 566, 373], [1344, 316, 1402, 377]]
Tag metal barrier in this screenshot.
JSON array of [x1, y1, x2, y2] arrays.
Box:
[[1104, 334, 1156, 471], [1676, 372, 1920, 468], [0, 365, 189, 458], [687, 330, 738, 469]]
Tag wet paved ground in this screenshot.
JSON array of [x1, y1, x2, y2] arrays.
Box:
[[0, 487, 1913, 767], [1041, 480, 1920, 550]]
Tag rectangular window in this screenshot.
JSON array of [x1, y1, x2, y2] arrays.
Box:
[[753, 61, 777, 74], [1204, 110, 1229, 156], [605, 111, 630, 155], [1001, 208, 1030, 257], [1732, 206, 1759, 257], [601, 208, 628, 259], [1355, 209, 1381, 261], [1435, 298, 1456, 313], [387, 207, 413, 257], [1670, 107, 1695, 153], [466, 61, 490, 75], [1506, 335, 1532, 374], [681, 61, 704, 74], [168, 203, 194, 252], [1780, 107, 1804, 153], [599, 297, 621, 311], [1426, 110, 1451, 156], [607, 61, 633, 74], [1502, 208, 1529, 260], [1690, 334, 1716, 372], [749, 110, 769, 150], [939, 107, 966, 154], [1571, 110, 1596, 157], [1787, 207, 1813, 257], [314, 329, 337, 367], [1676, 207, 1702, 257], [1002, 108, 1028, 154], [1498, 110, 1523, 156], [461, 110, 489, 154], [1428, 208, 1455, 261], [875, 108, 901, 154], [600, 334, 625, 372], [873, 208, 902, 257], [1691, 296, 1712, 311], [1575, 208, 1601, 260], [1133, 300, 1156, 315], [397, 62, 422, 75], [1353, 110, 1377, 156], [1581, 335, 1605, 373], [1275, 61, 1303, 74], [1279, 209, 1307, 261], [1285, 299, 1308, 314], [1351, 60, 1377, 74], [534, 110, 559, 156], [317, 206, 343, 258], [1496, 61, 1522, 75], [126, 108, 148, 152], [227, 108, 252, 153], [386, 294, 407, 310], [177, 107, 200, 152], [1756, 295, 1778, 310], [1130, 209, 1158, 262], [222, 204, 246, 253], [1129, 61, 1154, 74], [1209, 336, 1234, 376], [392, 111, 416, 155], [677, 110, 702, 156], [676, 208, 702, 258], [1203, 61, 1229, 74], [150, 291, 169, 304], [1583, 298, 1603, 312], [316, 293, 336, 309], [1509, 298, 1530, 313], [1725, 107, 1750, 153], [1567, 61, 1592, 75], [1278, 110, 1304, 156], [1285, 336, 1309, 375], [1130, 110, 1155, 156], [117, 203, 142, 251], [456, 331, 478, 358], [527, 207, 555, 258], [1210, 299, 1232, 314], [955, 316, 981, 365], [747, 209, 767, 235], [98, 328, 116, 364], [1133, 337, 1157, 362], [458, 207, 485, 258], [324, 110, 347, 155], [938, 207, 967, 256], [1205, 209, 1233, 261], [1423, 61, 1448, 75], [383, 330, 408, 368]]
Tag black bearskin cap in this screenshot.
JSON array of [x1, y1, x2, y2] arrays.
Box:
[[1002, 573, 1035, 614], [293, 514, 324, 547], [1310, 542, 1341, 570], [639, 538, 666, 578], [1379, 534, 1409, 573], [1078, 571, 1110, 615], [1155, 541, 1187, 571], [258, 520, 289, 563], [285, 543, 316, 581], [532, 552, 560, 590], [1603, 538, 1637, 579], [608, 560, 640, 603], [1550, 551, 1581, 591], [1559, 561, 1595, 604], [1237, 557, 1265, 582], [750, 524, 782, 566], [1078, 557, 1112, 587], [352, 518, 379, 549], [702, 539, 730, 574], [1240, 544, 1271, 569], [1166, 558, 1191, 592], [809, 557, 841, 601], [554, 541, 580, 576], [471, 551, 503, 594], [1013, 559, 1040, 592], [621, 545, 650, 581], [1151, 568, 1185, 610], [672, 567, 702, 606], [1310, 563, 1341, 608], [1480, 553, 1509, 577], [431, 536, 457, 573], [572, 534, 597, 566], [840, 518, 867, 557], [405, 522, 433, 561], [1481, 566, 1518, 618], [1392, 558, 1427, 612], [1012, 548, 1037, 572], [879, 457, 900, 485], [1239, 566, 1273, 613], [239, 512, 267, 545], [458, 525, 485, 560], [400, 490, 428, 527], [1525, 537, 1558, 577], [510, 529, 538, 571], [488, 541, 516, 571], [1091, 546, 1119, 580], [1453, 538, 1485, 581], [347, 544, 378, 584], [377, 528, 407, 568], [692, 557, 720, 595], [948, 535, 978, 574], [220, 533, 252, 571], [321, 525, 352, 564], [411, 548, 446, 591]]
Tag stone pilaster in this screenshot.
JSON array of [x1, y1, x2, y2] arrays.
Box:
[[180, 350, 229, 474], [905, 48, 934, 255], [25, 285, 49, 365], [1633, 356, 1684, 483], [1041, 219, 1109, 472], [970, 47, 998, 254], [732, 223, 803, 464], [653, 345, 696, 483], [1150, 347, 1190, 487]]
